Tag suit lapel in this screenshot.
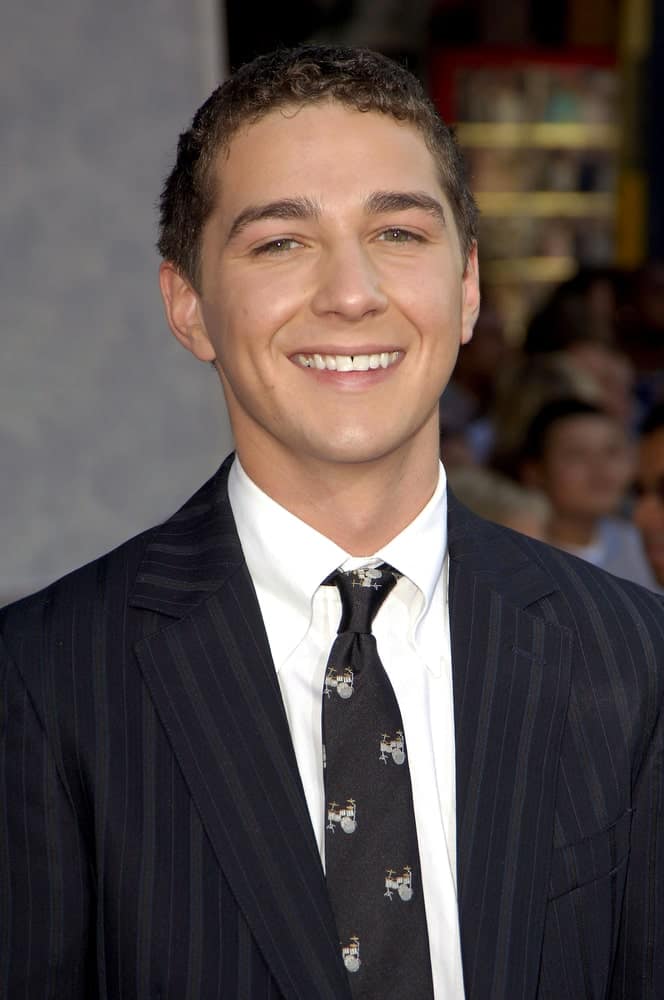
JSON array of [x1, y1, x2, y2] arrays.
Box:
[[448, 495, 572, 1000], [130, 459, 350, 1000], [129, 464, 572, 999]]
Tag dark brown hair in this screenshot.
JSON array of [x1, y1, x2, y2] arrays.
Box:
[[522, 397, 607, 461], [157, 44, 478, 290]]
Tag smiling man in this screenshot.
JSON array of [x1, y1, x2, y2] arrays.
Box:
[[2, 46, 664, 1000], [159, 79, 479, 555]]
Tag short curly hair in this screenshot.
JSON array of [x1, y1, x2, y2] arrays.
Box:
[[157, 44, 478, 290]]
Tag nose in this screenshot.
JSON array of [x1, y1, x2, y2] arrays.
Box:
[[310, 241, 388, 321]]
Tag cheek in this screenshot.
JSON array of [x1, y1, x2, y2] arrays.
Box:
[[417, 303, 465, 362], [221, 269, 304, 330], [395, 266, 462, 334], [548, 462, 585, 496]]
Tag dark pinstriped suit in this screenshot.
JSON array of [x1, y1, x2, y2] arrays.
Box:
[[2, 455, 664, 998]]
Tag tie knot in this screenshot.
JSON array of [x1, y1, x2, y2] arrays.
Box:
[[327, 563, 400, 635]]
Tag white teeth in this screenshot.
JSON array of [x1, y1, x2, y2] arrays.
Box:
[[296, 351, 400, 371]]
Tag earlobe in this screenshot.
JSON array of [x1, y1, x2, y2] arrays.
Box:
[[460, 242, 480, 346], [159, 262, 216, 363]]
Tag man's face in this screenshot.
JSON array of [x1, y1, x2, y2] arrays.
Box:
[[633, 428, 664, 584], [164, 101, 479, 481]]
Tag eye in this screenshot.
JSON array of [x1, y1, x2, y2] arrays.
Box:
[[380, 228, 411, 243], [252, 237, 302, 255], [377, 227, 422, 244]]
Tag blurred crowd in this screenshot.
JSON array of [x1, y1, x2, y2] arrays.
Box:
[[441, 259, 664, 593]]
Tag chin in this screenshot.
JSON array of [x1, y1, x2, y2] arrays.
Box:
[[303, 430, 406, 466], [309, 445, 397, 467]]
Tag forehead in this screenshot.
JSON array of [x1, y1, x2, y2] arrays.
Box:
[[547, 414, 618, 445], [213, 101, 444, 207]]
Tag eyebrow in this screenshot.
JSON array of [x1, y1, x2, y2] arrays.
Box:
[[226, 197, 320, 244], [225, 189, 446, 245], [364, 190, 446, 224]]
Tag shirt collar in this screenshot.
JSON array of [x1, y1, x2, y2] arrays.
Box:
[[228, 456, 448, 669]]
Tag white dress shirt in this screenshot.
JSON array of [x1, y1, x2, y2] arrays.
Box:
[[228, 457, 465, 999]]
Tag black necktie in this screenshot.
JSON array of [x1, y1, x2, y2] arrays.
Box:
[[322, 564, 434, 999]]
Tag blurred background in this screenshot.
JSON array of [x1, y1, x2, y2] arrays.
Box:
[[2, 0, 663, 602]]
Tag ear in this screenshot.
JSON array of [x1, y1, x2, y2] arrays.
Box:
[[159, 261, 216, 363], [460, 242, 480, 346]]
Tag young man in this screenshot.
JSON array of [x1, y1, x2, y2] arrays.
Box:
[[1, 46, 663, 1000], [634, 402, 664, 586]]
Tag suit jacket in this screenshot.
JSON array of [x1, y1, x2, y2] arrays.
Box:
[[2, 455, 664, 999]]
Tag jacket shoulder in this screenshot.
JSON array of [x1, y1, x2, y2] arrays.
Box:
[[511, 524, 664, 616], [0, 458, 234, 638], [451, 492, 664, 613], [0, 525, 155, 643]]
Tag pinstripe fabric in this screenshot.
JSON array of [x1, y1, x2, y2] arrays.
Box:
[[1, 458, 663, 998], [448, 495, 664, 999]]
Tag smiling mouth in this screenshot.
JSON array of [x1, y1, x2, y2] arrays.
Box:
[[294, 351, 401, 371]]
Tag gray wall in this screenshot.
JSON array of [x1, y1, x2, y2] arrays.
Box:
[[2, 1, 233, 603]]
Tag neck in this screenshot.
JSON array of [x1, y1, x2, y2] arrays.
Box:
[[547, 512, 598, 549], [236, 437, 441, 555]]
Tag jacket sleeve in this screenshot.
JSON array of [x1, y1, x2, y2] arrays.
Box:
[[610, 698, 664, 999], [0, 633, 95, 998]]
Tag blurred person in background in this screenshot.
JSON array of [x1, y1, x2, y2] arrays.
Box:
[[524, 272, 637, 429], [525, 267, 624, 350], [439, 426, 478, 469], [618, 261, 664, 415], [447, 465, 550, 540], [520, 397, 657, 587], [489, 350, 598, 477], [488, 272, 636, 478], [633, 403, 664, 589], [619, 260, 664, 373], [562, 337, 635, 425]]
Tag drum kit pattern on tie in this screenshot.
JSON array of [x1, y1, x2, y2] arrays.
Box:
[[322, 564, 433, 993]]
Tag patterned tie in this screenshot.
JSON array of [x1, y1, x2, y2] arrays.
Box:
[[322, 563, 434, 999]]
